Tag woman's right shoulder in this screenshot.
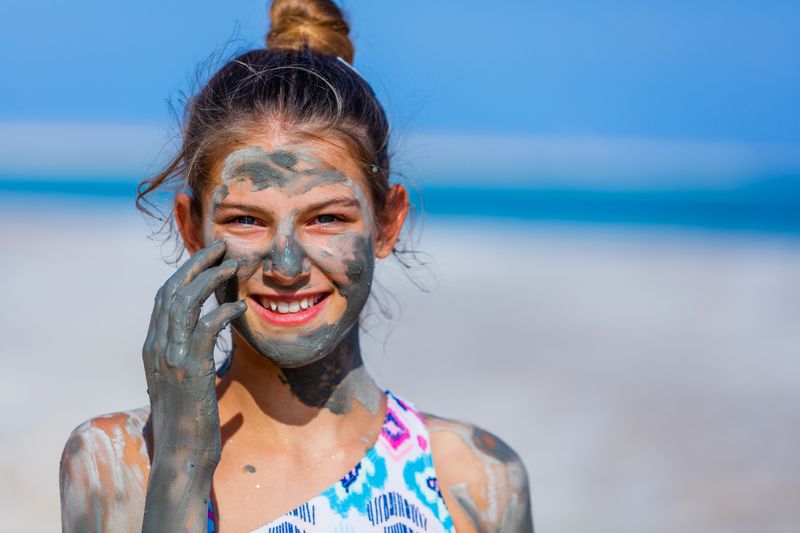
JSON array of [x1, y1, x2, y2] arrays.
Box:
[[61, 406, 153, 468], [60, 406, 152, 532]]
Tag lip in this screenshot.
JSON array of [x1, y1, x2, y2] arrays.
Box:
[[249, 292, 330, 327]]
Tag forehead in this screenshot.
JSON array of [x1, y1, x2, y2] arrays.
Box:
[[211, 140, 371, 201]]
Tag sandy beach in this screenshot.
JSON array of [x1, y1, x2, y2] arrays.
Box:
[[1, 200, 798, 532]]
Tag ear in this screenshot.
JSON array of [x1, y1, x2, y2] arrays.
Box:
[[175, 192, 205, 256], [375, 184, 409, 259]]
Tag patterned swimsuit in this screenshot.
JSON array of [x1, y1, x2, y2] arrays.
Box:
[[208, 391, 455, 532]]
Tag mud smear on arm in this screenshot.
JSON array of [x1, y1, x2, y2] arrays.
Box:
[[428, 416, 534, 533], [59, 409, 151, 532]]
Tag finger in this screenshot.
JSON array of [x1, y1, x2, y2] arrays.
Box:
[[167, 259, 239, 348], [142, 301, 159, 371], [142, 285, 168, 376], [187, 300, 248, 373], [162, 240, 227, 301], [156, 241, 227, 368]]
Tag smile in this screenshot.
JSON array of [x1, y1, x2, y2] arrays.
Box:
[[250, 292, 330, 326]]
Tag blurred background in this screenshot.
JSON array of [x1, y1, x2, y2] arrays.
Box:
[[1, 0, 799, 531]]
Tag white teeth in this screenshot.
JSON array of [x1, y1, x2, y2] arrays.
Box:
[[262, 295, 325, 314]]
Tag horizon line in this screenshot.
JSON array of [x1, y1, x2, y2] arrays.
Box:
[[0, 121, 798, 189]]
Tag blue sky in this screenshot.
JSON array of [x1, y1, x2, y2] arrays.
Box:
[[1, 0, 799, 187], [2, 0, 799, 141]]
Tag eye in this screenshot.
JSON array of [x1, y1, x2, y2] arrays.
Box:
[[230, 215, 258, 226], [313, 214, 342, 225]]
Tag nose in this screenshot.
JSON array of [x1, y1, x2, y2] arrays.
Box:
[[263, 231, 311, 285]]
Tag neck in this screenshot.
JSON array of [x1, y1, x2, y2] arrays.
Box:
[[217, 326, 383, 431]]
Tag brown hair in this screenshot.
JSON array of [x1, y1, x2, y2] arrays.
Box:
[[137, 0, 392, 246]]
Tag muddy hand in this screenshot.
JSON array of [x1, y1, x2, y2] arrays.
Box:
[[141, 240, 246, 532], [142, 239, 246, 461]]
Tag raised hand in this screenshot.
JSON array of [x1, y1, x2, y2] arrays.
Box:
[[141, 240, 246, 532]]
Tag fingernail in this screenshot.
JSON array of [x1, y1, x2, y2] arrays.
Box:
[[222, 259, 238, 269]]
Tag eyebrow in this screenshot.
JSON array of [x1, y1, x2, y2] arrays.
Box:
[[213, 202, 262, 212], [307, 197, 361, 211], [213, 197, 361, 213]]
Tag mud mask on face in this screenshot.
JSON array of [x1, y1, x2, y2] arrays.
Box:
[[209, 146, 375, 367]]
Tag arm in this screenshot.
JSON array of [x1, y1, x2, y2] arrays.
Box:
[[140, 240, 245, 532], [426, 415, 534, 533], [59, 410, 151, 532], [59, 241, 241, 533]]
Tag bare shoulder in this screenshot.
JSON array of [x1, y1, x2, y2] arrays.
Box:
[[424, 413, 534, 533], [60, 407, 152, 532]]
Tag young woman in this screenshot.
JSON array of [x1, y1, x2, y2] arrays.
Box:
[[59, 1, 533, 531]]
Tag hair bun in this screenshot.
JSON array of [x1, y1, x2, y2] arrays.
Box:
[[267, 0, 355, 63]]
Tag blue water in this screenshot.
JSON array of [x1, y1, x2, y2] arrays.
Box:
[[0, 177, 798, 234]]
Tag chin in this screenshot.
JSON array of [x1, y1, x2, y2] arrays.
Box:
[[232, 312, 357, 368]]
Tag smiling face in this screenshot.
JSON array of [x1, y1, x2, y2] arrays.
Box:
[[184, 138, 392, 368]]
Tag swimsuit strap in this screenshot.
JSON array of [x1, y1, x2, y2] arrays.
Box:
[[209, 391, 454, 532]]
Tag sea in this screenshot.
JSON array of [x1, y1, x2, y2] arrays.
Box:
[[1, 175, 798, 235]]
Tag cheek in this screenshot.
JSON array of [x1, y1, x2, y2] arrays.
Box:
[[305, 232, 374, 289], [215, 234, 268, 280]]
